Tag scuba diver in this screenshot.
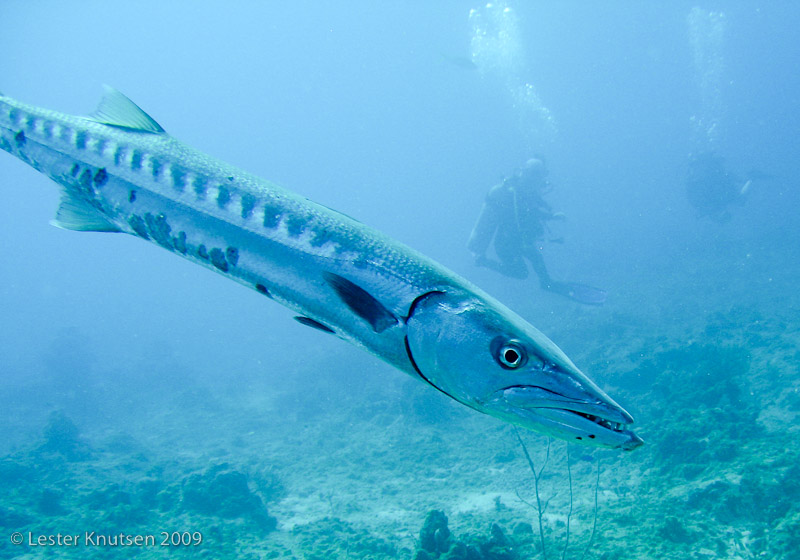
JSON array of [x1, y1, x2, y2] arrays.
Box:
[[686, 152, 752, 223], [468, 158, 607, 305]]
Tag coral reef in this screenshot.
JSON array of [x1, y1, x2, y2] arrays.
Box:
[[181, 464, 277, 530], [414, 510, 519, 560]]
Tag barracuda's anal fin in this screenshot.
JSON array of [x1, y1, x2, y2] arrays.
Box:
[[294, 316, 336, 334], [323, 272, 398, 333], [51, 190, 121, 232], [89, 86, 165, 133]]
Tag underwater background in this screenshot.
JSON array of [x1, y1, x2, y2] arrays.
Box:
[[1, 1, 799, 559]]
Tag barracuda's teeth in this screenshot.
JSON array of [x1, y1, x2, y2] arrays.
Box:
[[572, 410, 627, 433]]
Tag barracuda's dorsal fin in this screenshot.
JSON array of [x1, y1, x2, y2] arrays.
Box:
[[89, 86, 165, 133], [51, 190, 122, 232]]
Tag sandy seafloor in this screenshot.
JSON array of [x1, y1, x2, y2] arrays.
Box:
[[2, 2, 800, 559]]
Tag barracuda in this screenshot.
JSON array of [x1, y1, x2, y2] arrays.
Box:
[[0, 87, 642, 450]]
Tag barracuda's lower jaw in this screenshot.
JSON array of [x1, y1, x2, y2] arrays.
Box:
[[565, 409, 644, 450], [487, 387, 644, 450], [524, 407, 643, 450]]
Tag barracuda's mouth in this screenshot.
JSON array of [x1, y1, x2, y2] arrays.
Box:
[[487, 385, 643, 450]]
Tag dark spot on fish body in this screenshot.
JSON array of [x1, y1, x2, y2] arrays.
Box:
[[128, 215, 149, 239], [173, 231, 187, 254], [240, 194, 256, 219], [145, 213, 173, 249], [93, 168, 108, 187], [130, 150, 143, 170], [41, 120, 54, 139], [193, 176, 207, 200], [209, 248, 229, 272], [225, 247, 239, 267], [170, 167, 186, 192], [75, 130, 87, 150], [58, 126, 73, 144], [286, 215, 305, 237], [263, 205, 282, 229], [8, 109, 21, 126], [113, 146, 126, 166], [255, 284, 271, 297], [79, 169, 93, 190], [94, 138, 108, 156], [129, 190, 137, 203], [217, 186, 231, 209], [150, 158, 162, 180], [70, 164, 80, 177], [197, 244, 209, 260], [14, 130, 26, 148], [353, 258, 369, 270]]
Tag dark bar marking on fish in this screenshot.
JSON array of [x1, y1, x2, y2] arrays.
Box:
[[225, 247, 239, 267], [93, 168, 108, 187], [209, 248, 228, 272], [151, 157, 162, 180], [173, 231, 187, 254], [263, 205, 281, 229], [74, 130, 87, 150], [128, 215, 149, 240], [41, 120, 54, 139], [144, 213, 172, 249], [240, 193, 256, 220], [309, 227, 333, 248], [192, 176, 207, 200], [113, 146, 125, 166], [79, 169, 93, 189], [94, 138, 108, 156], [14, 130, 25, 147], [170, 166, 186, 192], [217, 186, 231, 209], [286, 215, 305, 237], [130, 150, 143, 170]]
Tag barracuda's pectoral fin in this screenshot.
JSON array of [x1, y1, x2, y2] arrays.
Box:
[[323, 272, 398, 333], [294, 316, 335, 334], [88, 86, 165, 133], [51, 190, 121, 232]]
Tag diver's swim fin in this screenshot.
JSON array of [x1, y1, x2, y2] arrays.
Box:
[[548, 281, 607, 306]]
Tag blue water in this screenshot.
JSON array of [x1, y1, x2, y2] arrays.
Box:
[[1, 2, 799, 559]]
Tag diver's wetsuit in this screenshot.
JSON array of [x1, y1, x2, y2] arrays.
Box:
[[468, 177, 557, 289]]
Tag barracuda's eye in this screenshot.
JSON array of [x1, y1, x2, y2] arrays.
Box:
[[495, 339, 527, 369]]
